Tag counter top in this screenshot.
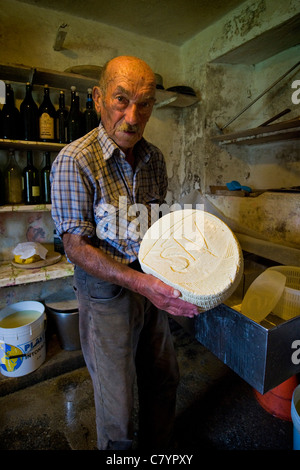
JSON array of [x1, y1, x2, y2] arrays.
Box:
[[0, 257, 74, 288]]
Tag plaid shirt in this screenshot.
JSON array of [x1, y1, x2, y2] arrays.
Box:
[[50, 123, 168, 264]]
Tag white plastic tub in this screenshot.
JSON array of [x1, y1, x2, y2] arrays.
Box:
[[269, 266, 300, 320], [0, 301, 46, 377]]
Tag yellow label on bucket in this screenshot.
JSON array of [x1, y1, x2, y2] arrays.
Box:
[[0, 343, 24, 372]]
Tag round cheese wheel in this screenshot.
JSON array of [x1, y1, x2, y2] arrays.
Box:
[[138, 209, 243, 310]]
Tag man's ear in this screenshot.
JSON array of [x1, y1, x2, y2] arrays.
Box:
[[93, 86, 102, 113]]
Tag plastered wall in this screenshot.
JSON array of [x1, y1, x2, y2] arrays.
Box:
[[0, 0, 299, 261], [176, 0, 300, 199], [1, 0, 298, 197]]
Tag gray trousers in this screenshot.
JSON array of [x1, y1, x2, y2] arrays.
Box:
[[73, 265, 180, 450]]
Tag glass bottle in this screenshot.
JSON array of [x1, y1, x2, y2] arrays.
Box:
[[76, 92, 84, 137], [20, 82, 39, 141], [0, 168, 4, 205], [22, 150, 40, 204], [41, 151, 51, 204], [39, 84, 56, 142], [56, 90, 68, 143], [4, 149, 22, 204], [67, 86, 81, 142], [1, 83, 20, 140], [84, 87, 98, 133]]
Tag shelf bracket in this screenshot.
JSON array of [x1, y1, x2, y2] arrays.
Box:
[[53, 24, 69, 51], [155, 96, 177, 109]]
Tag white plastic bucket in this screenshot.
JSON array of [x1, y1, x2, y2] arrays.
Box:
[[0, 301, 46, 377], [291, 384, 300, 450]]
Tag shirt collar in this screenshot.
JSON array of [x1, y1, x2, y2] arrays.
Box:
[[97, 122, 121, 161], [97, 122, 154, 164]]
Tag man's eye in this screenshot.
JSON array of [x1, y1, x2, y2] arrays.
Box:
[[116, 96, 127, 104], [139, 100, 155, 112]]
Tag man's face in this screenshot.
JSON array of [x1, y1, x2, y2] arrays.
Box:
[[93, 58, 156, 153]]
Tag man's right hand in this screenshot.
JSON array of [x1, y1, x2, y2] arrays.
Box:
[[135, 272, 200, 318]]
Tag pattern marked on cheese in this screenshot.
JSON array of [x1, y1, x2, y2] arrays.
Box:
[[139, 209, 243, 310]]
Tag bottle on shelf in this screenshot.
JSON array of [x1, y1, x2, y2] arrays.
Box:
[[76, 91, 84, 137], [39, 84, 56, 142], [84, 87, 99, 134], [22, 150, 40, 204], [0, 83, 20, 140], [20, 82, 39, 141], [0, 168, 4, 206], [41, 151, 51, 204], [56, 90, 68, 143], [4, 149, 22, 204], [67, 86, 81, 142]]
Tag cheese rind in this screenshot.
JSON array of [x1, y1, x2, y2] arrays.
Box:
[[14, 254, 41, 264], [138, 209, 243, 310]]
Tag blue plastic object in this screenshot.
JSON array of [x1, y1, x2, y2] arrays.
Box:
[[226, 180, 252, 193], [292, 385, 300, 450]]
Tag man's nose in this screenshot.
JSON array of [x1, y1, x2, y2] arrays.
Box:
[[125, 103, 139, 125]]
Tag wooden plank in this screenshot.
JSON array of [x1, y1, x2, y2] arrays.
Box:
[[211, 118, 300, 145], [0, 63, 97, 93], [211, 13, 300, 65], [33, 68, 98, 93], [155, 89, 199, 108], [0, 138, 64, 152], [0, 63, 33, 84]]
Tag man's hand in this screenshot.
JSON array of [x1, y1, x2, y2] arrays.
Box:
[[136, 272, 200, 318]]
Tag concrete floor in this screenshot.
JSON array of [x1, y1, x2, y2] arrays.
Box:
[[0, 319, 294, 452]]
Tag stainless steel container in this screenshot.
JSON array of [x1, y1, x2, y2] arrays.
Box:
[[195, 303, 300, 394], [45, 290, 81, 351]]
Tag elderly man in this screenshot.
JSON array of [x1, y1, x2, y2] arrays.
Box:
[[51, 56, 198, 450]]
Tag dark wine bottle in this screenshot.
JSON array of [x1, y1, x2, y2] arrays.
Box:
[[84, 87, 99, 133], [76, 91, 85, 138], [4, 149, 22, 204], [39, 85, 56, 142], [56, 90, 68, 143], [22, 150, 40, 204], [67, 86, 81, 142], [0, 168, 5, 205], [20, 82, 39, 141], [41, 152, 51, 204], [1, 83, 20, 140]]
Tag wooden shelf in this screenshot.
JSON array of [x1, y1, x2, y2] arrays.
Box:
[[0, 63, 199, 109], [210, 13, 300, 66], [0, 138, 65, 152], [155, 89, 199, 108], [0, 63, 98, 94], [211, 118, 300, 145], [0, 203, 51, 212]]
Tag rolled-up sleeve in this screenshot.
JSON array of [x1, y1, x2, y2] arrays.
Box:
[[50, 151, 96, 238]]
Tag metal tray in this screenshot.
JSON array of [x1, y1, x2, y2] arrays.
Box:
[[194, 303, 300, 394]]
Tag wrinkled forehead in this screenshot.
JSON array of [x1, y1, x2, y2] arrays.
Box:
[[105, 59, 156, 94]]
